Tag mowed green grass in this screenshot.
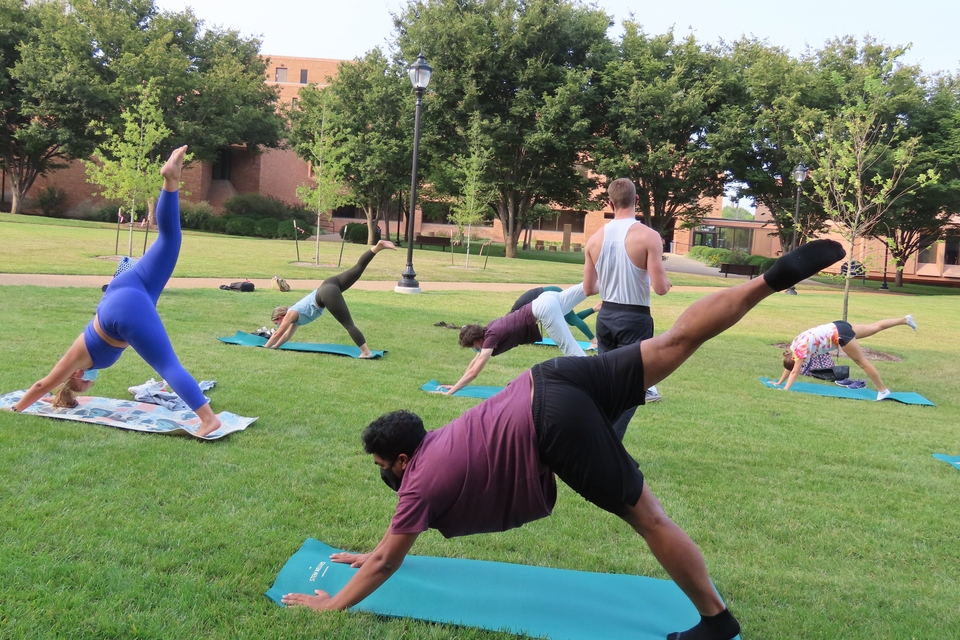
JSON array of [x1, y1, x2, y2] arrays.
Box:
[[1, 279, 958, 639]]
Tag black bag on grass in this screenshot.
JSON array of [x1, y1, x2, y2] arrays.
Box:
[[220, 281, 255, 292]]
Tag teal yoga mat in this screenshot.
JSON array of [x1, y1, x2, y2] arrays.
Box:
[[535, 337, 597, 351], [266, 538, 738, 640], [420, 379, 503, 399], [760, 378, 934, 406], [932, 454, 960, 471], [218, 331, 385, 359]]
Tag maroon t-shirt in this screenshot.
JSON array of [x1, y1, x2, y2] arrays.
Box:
[[482, 304, 541, 356], [390, 372, 557, 538]]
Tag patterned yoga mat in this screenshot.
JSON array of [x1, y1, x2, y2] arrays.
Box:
[[1, 391, 256, 440]]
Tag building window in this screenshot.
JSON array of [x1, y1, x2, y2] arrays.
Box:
[[212, 148, 232, 181], [918, 243, 937, 264], [717, 227, 753, 253], [946, 235, 959, 266], [693, 225, 718, 248], [300, 69, 308, 84], [291, 98, 298, 109], [275, 67, 288, 82], [533, 210, 585, 233]]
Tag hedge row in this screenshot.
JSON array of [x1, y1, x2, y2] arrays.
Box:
[[686, 246, 775, 273]]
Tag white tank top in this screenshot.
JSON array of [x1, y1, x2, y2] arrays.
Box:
[[596, 218, 650, 306]]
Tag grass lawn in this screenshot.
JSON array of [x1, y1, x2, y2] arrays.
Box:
[[1, 277, 958, 639]]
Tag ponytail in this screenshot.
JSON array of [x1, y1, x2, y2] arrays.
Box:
[[52, 379, 82, 408]]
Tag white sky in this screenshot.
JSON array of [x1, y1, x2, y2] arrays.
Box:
[[157, 0, 960, 209], [158, 0, 960, 74]]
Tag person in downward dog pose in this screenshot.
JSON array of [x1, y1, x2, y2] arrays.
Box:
[[510, 285, 602, 345], [440, 283, 591, 395], [12, 146, 222, 437], [282, 240, 847, 640], [265, 240, 396, 357], [775, 315, 917, 400]]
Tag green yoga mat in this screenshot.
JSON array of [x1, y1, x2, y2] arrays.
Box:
[[932, 454, 960, 471], [760, 378, 934, 406], [420, 379, 503, 399], [266, 538, 738, 640], [535, 337, 597, 351], [218, 331, 385, 359]]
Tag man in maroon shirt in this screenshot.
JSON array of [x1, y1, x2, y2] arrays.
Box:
[[283, 240, 846, 640]]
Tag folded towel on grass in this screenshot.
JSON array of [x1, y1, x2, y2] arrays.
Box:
[[266, 537, 738, 640], [218, 331, 385, 358], [1, 390, 254, 440]]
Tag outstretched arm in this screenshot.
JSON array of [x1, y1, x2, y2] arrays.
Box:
[[281, 531, 419, 611], [13, 334, 93, 412], [781, 358, 804, 391], [441, 348, 494, 395], [264, 312, 299, 348]]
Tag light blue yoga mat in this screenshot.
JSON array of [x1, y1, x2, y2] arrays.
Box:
[[535, 337, 597, 351], [932, 454, 960, 471], [420, 379, 503, 399], [218, 331, 385, 359], [266, 538, 738, 640], [0, 390, 254, 440], [759, 378, 934, 406]]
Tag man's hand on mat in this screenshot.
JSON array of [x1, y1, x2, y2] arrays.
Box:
[[436, 385, 455, 395], [281, 589, 334, 610], [330, 552, 369, 567]]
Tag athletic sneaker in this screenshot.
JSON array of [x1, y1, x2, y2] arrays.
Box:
[[835, 378, 853, 386], [645, 389, 662, 403], [877, 389, 892, 401], [848, 380, 866, 390], [905, 314, 917, 331]]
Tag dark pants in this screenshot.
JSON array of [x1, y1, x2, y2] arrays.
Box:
[[595, 302, 653, 440], [314, 249, 376, 347], [531, 343, 647, 515]]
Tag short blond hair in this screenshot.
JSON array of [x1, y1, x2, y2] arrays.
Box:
[[271, 306, 288, 324], [608, 178, 637, 211]]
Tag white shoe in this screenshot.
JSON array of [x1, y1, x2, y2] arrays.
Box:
[[645, 389, 662, 403], [877, 389, 892, 401], [905, 315, 917, 331]]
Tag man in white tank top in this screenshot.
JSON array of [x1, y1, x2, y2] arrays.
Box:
[[584, 178, 672, 439]]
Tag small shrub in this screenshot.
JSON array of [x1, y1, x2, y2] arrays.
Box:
[[339, 222, 381, 244], [202, 216, 228, 234], [180, 201, 214, 230], [255, 218, 279, 238], [33, 186, 68, 218], [225, 216, 257, 237], [686, 246, 710, 260], [222, 193, 292, 221]]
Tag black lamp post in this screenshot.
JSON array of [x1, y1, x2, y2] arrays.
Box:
[[395, 52, 432, 294], [880, 242, 890, 290], [784, 163, 808, 295]]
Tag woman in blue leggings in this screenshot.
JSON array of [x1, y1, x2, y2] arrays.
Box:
[[12, 147, 222, 437]]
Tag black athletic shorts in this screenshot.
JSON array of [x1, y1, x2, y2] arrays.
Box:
[[530, 343, 647, 516], [833, 320, 855, 347]]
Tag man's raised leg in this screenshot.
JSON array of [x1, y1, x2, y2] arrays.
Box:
[[641, 240, 845, 393]]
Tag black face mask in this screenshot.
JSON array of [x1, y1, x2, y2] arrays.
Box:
[[380, 467, 402, 492]]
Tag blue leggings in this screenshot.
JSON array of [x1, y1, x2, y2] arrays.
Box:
[[89, 190, 208, 411]]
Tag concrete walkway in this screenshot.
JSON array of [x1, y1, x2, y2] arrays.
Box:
[[0, 253, 819, 292]]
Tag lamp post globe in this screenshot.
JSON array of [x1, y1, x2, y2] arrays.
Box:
[[785, 163, 808, 296], [396, 53, 433, 294]]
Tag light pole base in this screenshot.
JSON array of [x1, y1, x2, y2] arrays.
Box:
[[394, 284, 422, 294], [784, 286, 798, 295]]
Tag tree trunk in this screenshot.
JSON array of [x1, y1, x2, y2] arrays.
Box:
[[894, 269, 904, 287]]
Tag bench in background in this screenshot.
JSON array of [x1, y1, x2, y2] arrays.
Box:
[[415, 235, 451, 251], [719, 263, 759, 279]]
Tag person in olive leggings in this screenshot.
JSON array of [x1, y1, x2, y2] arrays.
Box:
[[265, 240, 396, 357]]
